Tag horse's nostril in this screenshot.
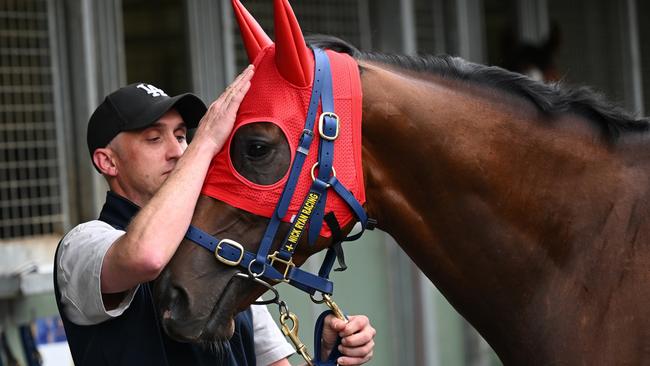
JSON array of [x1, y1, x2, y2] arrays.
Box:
[[155, 272, 191, 318], [166, 284, 190, 315]]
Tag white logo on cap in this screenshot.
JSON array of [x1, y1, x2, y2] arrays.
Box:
[[136, 83, 168, 97]]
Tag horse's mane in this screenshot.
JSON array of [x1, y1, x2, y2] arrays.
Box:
[[306, 35, 649, 140]]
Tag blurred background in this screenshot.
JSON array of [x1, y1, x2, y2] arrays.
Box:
[[1, 0, 649, 365]]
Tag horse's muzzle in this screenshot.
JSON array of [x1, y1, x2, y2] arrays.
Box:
[[154, 269, 238, 342]]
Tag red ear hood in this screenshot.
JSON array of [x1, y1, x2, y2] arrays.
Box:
[[231, 0, 272, 62], [273, 0, 313, 86], [217, 0, 364, 238], [201, 45, 364, 238], [232, 0, 314, 86]]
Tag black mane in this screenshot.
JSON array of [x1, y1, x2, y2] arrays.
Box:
[[306, 35, 649, 140]]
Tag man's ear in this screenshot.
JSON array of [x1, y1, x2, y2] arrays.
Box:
[[93, 148, 118, 177]]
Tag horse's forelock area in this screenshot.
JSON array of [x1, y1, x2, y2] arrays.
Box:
[[306, 34, 649, 141]]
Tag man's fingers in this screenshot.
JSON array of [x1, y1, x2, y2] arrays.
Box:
[[225, 72, 253, 107], [231, 80, 251, 104], [221, 66, 254, 111], [194, 65, 255, 149], [336, 352, 374, 366], [340, 330, 374, 347], [338, 315, 370, 337], [231, 65, 255, 95], [326, 315, 347, 331], [338, 340, 375, 358], [212, 65, 254, 108], [228, 64, 254, 90]]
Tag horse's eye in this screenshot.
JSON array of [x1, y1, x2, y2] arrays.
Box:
[[246, 141, 270, 159]]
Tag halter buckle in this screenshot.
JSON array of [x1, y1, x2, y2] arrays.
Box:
[[215, 239, 244, 266], [267, 251, 295, 282], [318, 112, 339, 141]]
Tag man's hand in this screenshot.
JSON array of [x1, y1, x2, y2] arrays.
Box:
[[321, 314, 375, 365], [193, 64, 254, 153]]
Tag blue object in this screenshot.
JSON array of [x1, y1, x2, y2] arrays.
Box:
[[19, 325, 42, 366]]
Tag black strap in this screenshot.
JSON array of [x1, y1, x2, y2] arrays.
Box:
[[324, 213, 347, 272], [0, 331, 18, 366]]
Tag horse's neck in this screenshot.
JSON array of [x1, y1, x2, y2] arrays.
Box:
[[359, 61, 650, 363], [359, 61, 587, 277]]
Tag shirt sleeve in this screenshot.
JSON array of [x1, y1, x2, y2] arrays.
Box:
[[56, 220, 139, 325], [252, 302, 295, 365]]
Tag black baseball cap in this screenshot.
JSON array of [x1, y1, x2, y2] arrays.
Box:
[[87, 82, 207, 168]]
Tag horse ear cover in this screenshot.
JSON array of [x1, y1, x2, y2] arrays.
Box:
[[231, 0, 272, 62], [273, 0, 314, 86], [203, 0, 365, 238]]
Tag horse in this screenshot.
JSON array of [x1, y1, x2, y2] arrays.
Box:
[[154, 1, 650, 364]]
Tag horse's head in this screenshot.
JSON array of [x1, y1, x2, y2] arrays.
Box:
[[154, 0, 364, 342]]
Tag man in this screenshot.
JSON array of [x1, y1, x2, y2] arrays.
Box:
[[54, 66, 375, 365]]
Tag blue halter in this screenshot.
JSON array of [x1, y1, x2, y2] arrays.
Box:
[[184, 47, 372, 365]]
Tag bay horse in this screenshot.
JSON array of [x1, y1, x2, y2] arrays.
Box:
[[154, 1, 650, 364]]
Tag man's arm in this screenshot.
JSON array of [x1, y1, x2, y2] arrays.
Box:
[[101, 66, 254, 294]]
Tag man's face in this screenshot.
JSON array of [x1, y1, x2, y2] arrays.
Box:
[[110, 109, 188, 205]]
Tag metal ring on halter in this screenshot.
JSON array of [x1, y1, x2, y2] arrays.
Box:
[[247, 259, 266, 278], [234, 272, 280, 305], [310, 292, 326, 304], [310, 163, 337, 183]]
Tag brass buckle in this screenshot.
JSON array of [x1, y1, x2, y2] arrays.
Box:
[[318, 112, 339, 141], [215, 239, 244, 266], [267, 251, 295, 282]]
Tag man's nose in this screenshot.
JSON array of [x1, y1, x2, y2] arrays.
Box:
[[166, 139, 184, 160]]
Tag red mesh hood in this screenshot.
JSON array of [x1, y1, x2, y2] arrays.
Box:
[[201, 46, 364, 237]]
